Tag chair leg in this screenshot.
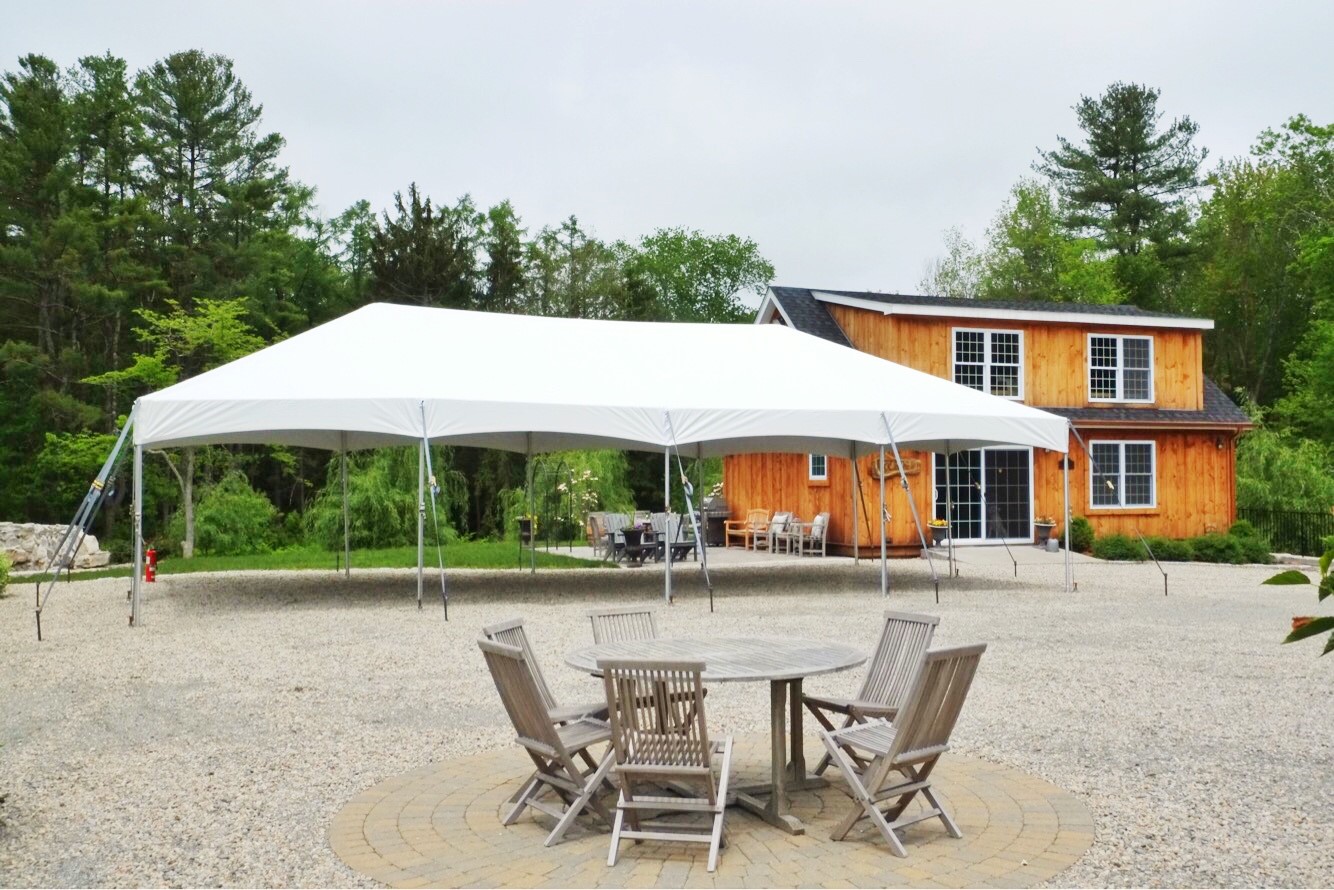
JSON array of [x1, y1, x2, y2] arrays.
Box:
[[922, 785, 963, 839], [504, 773, 542, 825], [607, 801, 625, 866], [707, 809, 724, 872]]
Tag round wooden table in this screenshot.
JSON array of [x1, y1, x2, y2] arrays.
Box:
[[565, 636, 866, 835]]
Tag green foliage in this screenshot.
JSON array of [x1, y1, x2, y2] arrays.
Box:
[[1263, 569, 1311, 585], [32, 430, 118, 520], [0, 551, 9, 597], [1227, 520, 1274, 564], [1061, 516, 1095, 553], [1188, 533, 1247, 564], [1092, 533, 1146, 561], [1037, 81, 1204, 308], [1144, 536, 1194, 562], [1235, 426, 1334, 511], [619, 227, 774, 323], [306, 447, 464, 550], [1283, 540, 1334, 656], [184, 471, 277, 556]]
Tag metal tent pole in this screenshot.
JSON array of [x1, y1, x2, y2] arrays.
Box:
[[850, 442, 858, 565], [526, 434, 535, 575], [341, 432, 350, 579], [417, 441, 425, 607], [879, 445, 887, 597], [1063, 430, 1073, 593], [945, 441, 955, 578], [664, 445, 673, 605], [130, 444, 144, 627]]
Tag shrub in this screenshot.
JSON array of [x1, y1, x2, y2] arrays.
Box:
[[1263, 569, 1311, 585], [0, 552, 9, 597], [192, 472, 278, 556], [1092, 533, 1147, 561], [1061, 516, 1094, 553], [1227, 520, 1274, 564], [1189, 533, 1247, 564], [1144, 536, 1194, 562]]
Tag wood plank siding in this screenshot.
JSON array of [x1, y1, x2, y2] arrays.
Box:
[[723, 305, 1237, 551]]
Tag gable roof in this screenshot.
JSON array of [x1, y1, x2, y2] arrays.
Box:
[[760, 287, 1214, 331], [760, 286, 851, 346]]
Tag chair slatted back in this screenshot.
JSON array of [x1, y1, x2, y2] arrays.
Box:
[[810, 512, 830, 538], [745, 509, 769, 531], [588, 605, 660, 644], [478, 637, 563, 753], [589, 512, 607, 544], [856, 611, 940, 709], [883, 643, 986, 770], [768, 511, 793, 535], [482, 618, 558, 712], [600, 658, 712, 784]]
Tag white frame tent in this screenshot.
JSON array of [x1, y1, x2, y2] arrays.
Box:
[[119, 303, 1073, 624]]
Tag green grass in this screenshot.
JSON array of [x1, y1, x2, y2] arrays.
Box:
[[21, 541, 607, 583], [1262, 569, 1311, 585]]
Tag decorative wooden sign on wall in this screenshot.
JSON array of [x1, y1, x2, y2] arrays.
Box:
[[871, 457, 922, 479]]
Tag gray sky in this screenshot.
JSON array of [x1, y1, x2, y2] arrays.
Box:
[[9, 1, 1333, 297]]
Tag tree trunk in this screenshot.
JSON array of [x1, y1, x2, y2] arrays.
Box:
[[182, 448, 195, 558]]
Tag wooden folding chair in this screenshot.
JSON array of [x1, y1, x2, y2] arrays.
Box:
[[483, 618, 608, 723], [753, 511, 792, 552], [818, 643, 986, 857], [724, 508, 769, 549], [599, 658, 733, 872], [587, 605, 660, 644], [805, 610, 939, 776], [477, 638, 616, 846]]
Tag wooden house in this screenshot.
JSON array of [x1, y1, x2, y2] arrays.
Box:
[[724, 287, 1253, 554]]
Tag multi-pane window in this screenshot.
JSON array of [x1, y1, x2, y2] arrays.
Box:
[[953, 329, 1022, 398], [1089, 335, 1153, 402], [1090, 441, 1155, 508], [808, 454, 827, 481]]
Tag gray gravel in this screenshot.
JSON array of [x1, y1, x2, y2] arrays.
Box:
[[1, 557, 1330, 888]]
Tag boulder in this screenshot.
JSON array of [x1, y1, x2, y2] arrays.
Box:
[[0, 522, 112, 570]]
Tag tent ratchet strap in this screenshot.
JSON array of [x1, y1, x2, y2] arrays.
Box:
[[419, 402, 448, 619], [35, 406, 137, 641]]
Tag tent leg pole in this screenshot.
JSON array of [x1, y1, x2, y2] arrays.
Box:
[[664, 446, 673, 605], [526, 436, 535, 576], [131, 444, 143, 627], [945, 442, 955, 578], [850, 442, 858, 565], [879, 446, 887, 597], [417, 441, 424, 609], [341, 433, 349, 579], [1064, 434, 1073, 593]]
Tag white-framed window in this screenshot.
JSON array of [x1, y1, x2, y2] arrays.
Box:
[[1089, 441, 1156, 508], [953, 328, 1023, 399], [808, 453, 827, 481], [1088, 334, 1153, 402]]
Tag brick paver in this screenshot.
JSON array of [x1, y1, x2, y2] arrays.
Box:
[[330, 735, 1093, 888]]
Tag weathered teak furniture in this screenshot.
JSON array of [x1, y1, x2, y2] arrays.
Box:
[[797, 511, 831, 557], [649, 512, 697, 562], [724, 509, 769, 549], [588, 513, 608, 554], [775, 515, 803, 555], [753, 511, 793, 553], [805, 610, 939, 776], [587, 605, 660, 644], [477, 638, 616, 846], [482, 618, 608, 723], [567, 636, 865, 836], [818, 643, 987, 858], [599, 658, 733, 872]]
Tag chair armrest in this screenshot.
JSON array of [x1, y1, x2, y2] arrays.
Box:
[[549, 701, 609, 723]]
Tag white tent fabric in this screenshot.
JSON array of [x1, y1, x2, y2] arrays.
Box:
[[135, 303, 1069, 455]]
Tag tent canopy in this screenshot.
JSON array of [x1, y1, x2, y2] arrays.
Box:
[[134, 303, 1069, 455]]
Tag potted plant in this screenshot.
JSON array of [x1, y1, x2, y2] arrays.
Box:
[[1034, 515, 1056, 546], [928, 518, 948, 547]]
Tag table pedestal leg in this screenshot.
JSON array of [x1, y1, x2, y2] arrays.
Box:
[[733, 678, 828, 835]]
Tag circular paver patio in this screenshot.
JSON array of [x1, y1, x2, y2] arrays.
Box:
[[329, 734, 1094, 888]]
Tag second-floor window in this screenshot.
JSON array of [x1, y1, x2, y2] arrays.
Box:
[[953, 329, 1022, 398], [1089, 334, 1153, 402], [808, 453, 827, 481]]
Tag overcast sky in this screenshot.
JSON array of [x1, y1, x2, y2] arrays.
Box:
[[8, 1, 1333, 298]]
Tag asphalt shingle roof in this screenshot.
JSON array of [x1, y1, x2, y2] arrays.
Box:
[[798, 288, 1210, 322], [767, 286, 851, 346], [1040, 378, 1252, 427]]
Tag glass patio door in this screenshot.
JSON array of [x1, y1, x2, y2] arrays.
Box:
[[933, 448, 1032, 543]]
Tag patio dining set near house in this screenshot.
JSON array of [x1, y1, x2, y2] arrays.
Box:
[[586, 509, 831, 566], [476, 605, 985, 873]]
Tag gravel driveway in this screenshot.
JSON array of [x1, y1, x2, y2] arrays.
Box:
[[1, 556, 1329, 887]]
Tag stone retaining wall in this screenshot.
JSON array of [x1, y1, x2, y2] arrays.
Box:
[[0, 522, 112, 570]]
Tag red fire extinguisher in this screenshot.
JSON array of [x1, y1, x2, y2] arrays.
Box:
[[145, 547, 157, 583]]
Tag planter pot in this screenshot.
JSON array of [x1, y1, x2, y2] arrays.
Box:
[[1035, 523, 1055, 546], [929, 526, 947, 547]]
